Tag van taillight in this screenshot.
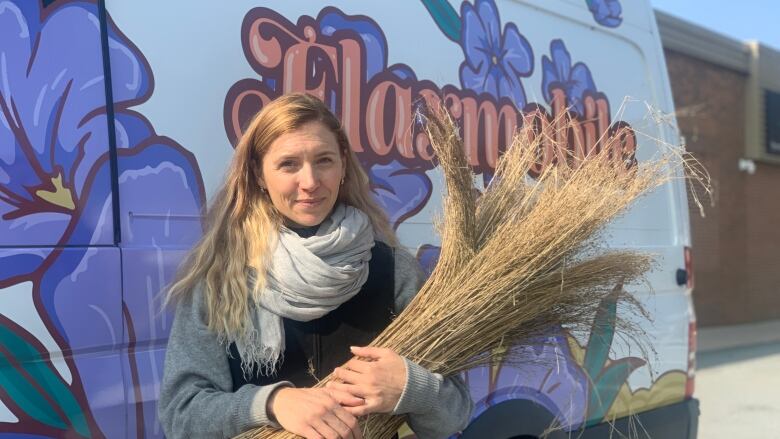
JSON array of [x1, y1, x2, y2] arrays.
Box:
[[685, 320, 696, 398], [684, 246, 694, 290]]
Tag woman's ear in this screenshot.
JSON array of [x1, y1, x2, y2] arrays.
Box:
[[256, 169, 266, 191]]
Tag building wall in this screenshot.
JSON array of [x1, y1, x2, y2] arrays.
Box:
[[664, 49, 780, 326]]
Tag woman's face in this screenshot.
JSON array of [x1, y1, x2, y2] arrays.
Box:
[[260, 121, 346, 227]]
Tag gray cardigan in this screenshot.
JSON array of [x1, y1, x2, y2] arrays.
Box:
[[157, 249, 474, 438]]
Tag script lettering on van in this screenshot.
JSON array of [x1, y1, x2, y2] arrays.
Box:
[[224, 7, 636, 177]]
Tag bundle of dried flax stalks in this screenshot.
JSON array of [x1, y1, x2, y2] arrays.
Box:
[[237, 106, 705, 439]]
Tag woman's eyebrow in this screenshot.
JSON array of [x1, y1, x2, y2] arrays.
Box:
[[271, 150, 335, 162]]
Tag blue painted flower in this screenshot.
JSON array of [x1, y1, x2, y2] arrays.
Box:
[[0, 1, 204, 437], [416, 244, 441, 278], [459, 0, 533, 107], [541, 39, 597, 116], [463, 334, 589, 430], [317, 8, 432, 230], [0, 0, 158, 275], [319, 9, 387, 80], [586, 0, 623, 28], [368, 160, 432, 229]]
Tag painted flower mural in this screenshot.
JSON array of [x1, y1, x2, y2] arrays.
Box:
[[419, 0, 538, 270], [421, 1, 644, 433], [464, 335, 589, 430], [541, 39, 598, 116], [462, 294, 646, 433], [1, 0, 650, 436], [458, 0, 533, 107], [318, 9, 433, 229], [0, 1, 204, 437], [586, 0, 623, 28]]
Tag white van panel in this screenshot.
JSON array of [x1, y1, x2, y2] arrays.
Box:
[[0, 0, 695, 437]]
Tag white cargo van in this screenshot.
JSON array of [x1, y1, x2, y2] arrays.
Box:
[[0, 0, 697, 437]]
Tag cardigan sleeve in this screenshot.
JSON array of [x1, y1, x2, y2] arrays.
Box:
[[157, 286, 291, 439], [390, 248, 474, 438]]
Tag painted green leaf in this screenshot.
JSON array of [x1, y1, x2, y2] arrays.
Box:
[[582, 290, 619, 379], [421, 0, 462, 43], [0, 349, 67, 429], [586, 356, 646, 424], [0, 320, 91, 438]]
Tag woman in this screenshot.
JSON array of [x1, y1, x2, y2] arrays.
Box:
[[158, 93, 473, 439]]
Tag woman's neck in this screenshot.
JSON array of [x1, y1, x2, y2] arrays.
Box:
[[288, 224, 319, 238]]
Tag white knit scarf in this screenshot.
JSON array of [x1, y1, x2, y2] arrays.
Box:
[[234, 204, 375, 376]]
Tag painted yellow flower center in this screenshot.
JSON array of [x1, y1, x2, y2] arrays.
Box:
[[36, 173, 75, 210]]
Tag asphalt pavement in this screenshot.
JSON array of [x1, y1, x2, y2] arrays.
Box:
[[695, 339, 780, 438]]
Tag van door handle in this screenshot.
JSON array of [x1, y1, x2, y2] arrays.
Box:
[[676, 268, 688, 286]]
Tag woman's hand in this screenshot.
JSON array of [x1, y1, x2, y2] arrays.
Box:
[[268, 386, 365, 439], [326, 346, 407, 416]]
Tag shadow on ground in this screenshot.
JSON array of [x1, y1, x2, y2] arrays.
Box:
[[698, 342, 780, 369]]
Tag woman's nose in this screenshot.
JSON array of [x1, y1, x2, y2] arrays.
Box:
[[298, 164, 319, 191]]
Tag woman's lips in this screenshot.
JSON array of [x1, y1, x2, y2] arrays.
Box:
[[296, 198, 324, 207]]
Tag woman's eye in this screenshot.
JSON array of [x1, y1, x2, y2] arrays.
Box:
[[318, 157, 334, 164], [279, 160, 296, 168]]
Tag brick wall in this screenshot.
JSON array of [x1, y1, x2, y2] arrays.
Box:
[[664, 49, 780, 326]]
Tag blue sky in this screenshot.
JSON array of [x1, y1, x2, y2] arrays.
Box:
[[650, 0, 780, 50]]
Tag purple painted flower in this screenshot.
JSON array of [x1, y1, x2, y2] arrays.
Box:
[[0, 0, 150, 276], [368, 160, 432, 229], [319, 8, 387, 80], [541, 39, 597, 116], [1, 0, 108, 275], [415, 244, 440, 278], [1, 1, 204, 437], [463, 334, 589, 430], [459, 0, 533, 107], [586, 0, 623, 28], [316, 8, 432, 229]]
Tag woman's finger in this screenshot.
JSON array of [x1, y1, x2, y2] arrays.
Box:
[[325, 387, 365, 407], [321, 411, 354, 439], [342, 398, 379, 417], [349, 346, 387, 360], [332, 405, 364, 439], [301, 425, 324, 439], [333, 366, 364, 385], [314, 415, 346, 439], [343, 357, 373, 373], [326, 380, 368, 398]]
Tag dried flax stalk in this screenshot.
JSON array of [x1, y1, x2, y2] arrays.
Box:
[[237, 106, 702, 439]]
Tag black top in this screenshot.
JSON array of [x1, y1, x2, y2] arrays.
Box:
[[228, 241, 396, 388], [288, 224, 319, 238]]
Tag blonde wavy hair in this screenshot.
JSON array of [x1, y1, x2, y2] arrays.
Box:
[[165, 93, 398, 339]]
